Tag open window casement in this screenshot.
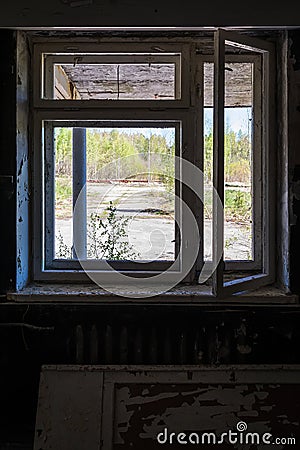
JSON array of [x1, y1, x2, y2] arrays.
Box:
[[211, 29, 276, 297]]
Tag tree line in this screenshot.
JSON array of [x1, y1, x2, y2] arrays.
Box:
[[54, 126, 251, 184]]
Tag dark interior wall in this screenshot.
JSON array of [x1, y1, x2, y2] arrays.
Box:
[[1, 27, 300, 448], [0, 0, 298, 27], [0, 31, 16, 293], [1, 302, 300, 448], [288, 31, 300, 293], [16, 31, 30, 290]]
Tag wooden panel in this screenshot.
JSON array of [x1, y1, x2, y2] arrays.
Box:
[[112, 382, 300, 448], [34, 365, 300, 450], [34, 368, 103, 450]]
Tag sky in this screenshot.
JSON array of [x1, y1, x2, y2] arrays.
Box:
[[101, 107, 253, 139], [204, 107, 252, 135]]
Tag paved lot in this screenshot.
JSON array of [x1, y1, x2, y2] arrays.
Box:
[[55, 182, 252, 261]]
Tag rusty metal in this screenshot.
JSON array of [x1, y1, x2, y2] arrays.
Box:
[[134, 327, 143, 364], [163, 327, 172, 364], [148, 327, 158, 363], [104, 324, 113, 364], [178, 330, 187, 364], [75, 324, 84, 363], [89, 324, 98, 363], [119, 325, 128, 364]]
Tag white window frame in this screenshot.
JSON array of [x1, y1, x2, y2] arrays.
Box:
[[32, 32, 276, 296], [211, 30, 275, 297], [33, 40, 198, 282], [39, 116, 185, 273], [197, 53, 263, 272], [33, 41, 190, 108]]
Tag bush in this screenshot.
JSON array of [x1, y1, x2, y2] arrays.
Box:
[[225, 160, 251, 183], [87, 201, 139, 260], [56, 201, 139, 260], [203, 188, 251, 223]]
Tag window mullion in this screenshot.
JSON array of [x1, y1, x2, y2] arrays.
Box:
[[252, 56, 263, 268], [194, 56, 204, 276], [212, 30, 225, 296], [44, 121, 55, 267], [72, 128, 87, 260]]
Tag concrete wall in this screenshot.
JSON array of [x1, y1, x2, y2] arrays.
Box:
[[0, 0, 299, 28]]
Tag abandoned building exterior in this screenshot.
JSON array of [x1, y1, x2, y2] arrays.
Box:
[[1, 2, 300, 449]]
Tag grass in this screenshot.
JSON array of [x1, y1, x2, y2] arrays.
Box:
[[56, 177, 72, 200], [204, 188, 252, 223], [225, 189, 252, 222], [55, 177, 72, 219]]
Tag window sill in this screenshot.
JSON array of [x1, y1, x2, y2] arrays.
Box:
[[5, 283, 299, 306]]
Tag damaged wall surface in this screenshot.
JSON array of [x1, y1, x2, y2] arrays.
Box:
[[34, 365, 300, 449], [1, 303, 300, 448]]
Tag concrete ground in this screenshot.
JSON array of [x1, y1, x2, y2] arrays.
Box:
[[55, 182, 252, 261]]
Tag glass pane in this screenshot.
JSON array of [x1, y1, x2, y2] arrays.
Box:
[[42, 53, 180, 100], [203, 106, 213, 262], [203, 61, 254, 262], [51, 123, 176, 261], [54, 127, 73, 259]]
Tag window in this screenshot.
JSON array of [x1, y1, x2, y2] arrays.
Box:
[[32, 30, 275, 297]]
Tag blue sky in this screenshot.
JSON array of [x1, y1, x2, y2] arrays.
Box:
[[109, 107, 253, 139], [204, 107, 252, 135]]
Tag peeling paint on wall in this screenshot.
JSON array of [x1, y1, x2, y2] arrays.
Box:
[[34, 367, 300, 450], [16, 31, 30, 290]]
